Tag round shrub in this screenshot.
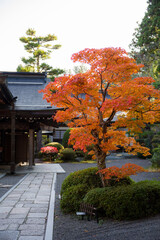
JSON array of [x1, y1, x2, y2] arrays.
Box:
[[62, 128, 72, 148], [83, 177, 134, 207], [59, 148, 76, 162], [83, 187, 106, 215], [39, 146, 58, 161], [151, 145, 160, 168], [61, 167, 103, 195], [60, 184, 89, 213], [75, 150, 85, 158], [98, 181, 160, 220], [46, 142, 64, 152], [107, 176, 134, 187]]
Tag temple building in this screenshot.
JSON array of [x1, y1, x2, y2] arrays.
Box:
[[0, 71, 63, 173]]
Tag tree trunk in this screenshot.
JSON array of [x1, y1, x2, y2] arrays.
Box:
[[95, 146, 106, 187], [37, 55, 40, 72]]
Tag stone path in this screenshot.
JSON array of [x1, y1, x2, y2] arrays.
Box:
[[0, 164, 65, 240]]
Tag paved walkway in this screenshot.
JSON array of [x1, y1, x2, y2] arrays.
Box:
[[0, 164, 65, 240]]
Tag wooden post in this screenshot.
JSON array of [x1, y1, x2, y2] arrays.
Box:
[[37, 130, 42, 153], [10, 110, 16, 174], [28, 129, 34, 168]]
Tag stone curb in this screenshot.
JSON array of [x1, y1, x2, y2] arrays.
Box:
[[0, 173, 6, 179], [45, 173, 57, 240]]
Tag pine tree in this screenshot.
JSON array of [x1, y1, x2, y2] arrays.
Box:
[[17, 28, 65, 80]]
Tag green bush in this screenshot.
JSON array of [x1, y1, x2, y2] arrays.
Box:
[[83, 177, 134, 215], [61, 167, 133, 196], [60, 184, 89, 213], [84, 181, 160, 220], [136, 128, 154, 159], [62, 128, 72, 148], [151, 145, 160, 168], [61, 167, 102, 195], [59, 148, 76, 162], [75, 150, 85, 158], [83, 187, 106, 213], [107, 176, 134, 187], [84, 145, 94, 160], [46, 142, 64, 152], [152, 132, 160, 148]]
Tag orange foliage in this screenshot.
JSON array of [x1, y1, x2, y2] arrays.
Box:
[[40, 47, 160, 169], [98, 163, 147, 181]]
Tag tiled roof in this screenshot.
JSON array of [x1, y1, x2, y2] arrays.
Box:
[[1, 72, 58, 111]]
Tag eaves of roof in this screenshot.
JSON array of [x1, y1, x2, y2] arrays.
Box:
[[0, 75, 15, 105], [0, 71, 47, 79]]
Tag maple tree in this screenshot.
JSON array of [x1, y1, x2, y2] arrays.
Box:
[[98, 163, 146, 182], [41, 47, 160, 186]]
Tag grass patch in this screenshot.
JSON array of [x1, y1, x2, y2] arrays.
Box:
[[147, 167, 160, 172], [80, 160, 96, 163]]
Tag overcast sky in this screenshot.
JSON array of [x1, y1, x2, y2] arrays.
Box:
[[0, 0, 148, 72]]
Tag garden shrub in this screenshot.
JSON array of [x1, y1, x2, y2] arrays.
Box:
[[39, 146, 58, 161], [46, 142, 64, 152], [75, 150, 85, 158], [83, 187, 107, 216], [59, 148, 76, 162], [106, 176, 134, 187], [62, 128, 72, 148], [151, 145, 160, 168], [83, 177, 134, 216], [152, 128, 160, 149], [61, 167, 133, 196], [60, 184, 89, 213], [84, 145, 94, 160], [61, 167, 102, 195], [96, 181, 160, 220], [60, 177, 135, 216]]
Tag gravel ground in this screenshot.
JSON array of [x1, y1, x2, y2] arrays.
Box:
[[54, 156, 160, 240]]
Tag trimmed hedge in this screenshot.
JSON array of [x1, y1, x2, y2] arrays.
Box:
[[75, 150, 85, 158], [107, 176, 134, 187], [46, 142, 64, 151], [83, 181, 160, 220], [83, 187, 105, 208], [151, 145, 160, 168], [59, 148, 76, 162], [61, 167, 102, 195], [62, 128, 72, 148], [60, 184, 89, 213], [61, 167, 133, 196]]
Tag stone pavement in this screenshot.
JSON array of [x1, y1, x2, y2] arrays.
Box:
[[0, 164, 65, 240], [16, 163, 65, 174]]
